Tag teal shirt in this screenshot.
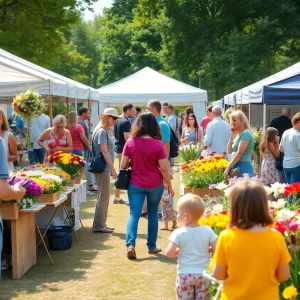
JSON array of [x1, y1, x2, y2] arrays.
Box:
[[156, 116, 170, 142], [232, 130, 254, 162]]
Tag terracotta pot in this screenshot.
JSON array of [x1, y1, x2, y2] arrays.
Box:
[[68, 179, 75, 187], [183, 187, 222, 198], [75, 175, 82, 184], [0, 203, 19, 220], [38, 192, 60, 203]]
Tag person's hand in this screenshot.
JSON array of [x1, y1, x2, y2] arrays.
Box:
[[224, 168, 230, 179], [53, 147, 62, 152], [111, 169, 118, 180], [44, 146, 51, 153], [87, 145, 91, 151], [169, 187, 175, 198], [175, 248, 179, 257], [12, 181, 26, 200]]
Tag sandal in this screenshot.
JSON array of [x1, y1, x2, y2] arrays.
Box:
[[127, 246, 136, 259], [159, 227, 169, 231], [148, 248, 162, 254], [171, 221, 177, 229]]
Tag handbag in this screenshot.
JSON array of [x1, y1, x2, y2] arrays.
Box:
[[115, 169, 131, 190], [275, 152, 284, 171], [228, 167, 241, 178], [88, 128, 108, 173]]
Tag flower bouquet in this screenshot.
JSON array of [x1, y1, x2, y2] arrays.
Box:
[[181, 153, 229, 196], [178, 143, 202, 163], [12, 88, 45, 149], [48, 151, 86, 179]]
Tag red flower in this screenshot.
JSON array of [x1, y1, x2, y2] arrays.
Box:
[[274, 221, 287, 234], [220, 210, 228, 215], [284, 182, 300, 197], [200, 156, 204, 159]]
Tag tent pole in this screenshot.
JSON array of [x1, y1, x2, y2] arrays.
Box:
[[66, 97, 70, 127], [249, 103, 251, 124], [88, 99, 91, 133], [263, 103, 266, 132], [98, 101, 100, 115], [48, 95, 53, 126]]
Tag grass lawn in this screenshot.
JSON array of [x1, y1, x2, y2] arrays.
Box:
[[0, 164, 181, 300]]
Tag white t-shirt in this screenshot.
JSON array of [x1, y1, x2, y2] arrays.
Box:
[[280, 128, 300, 169], [24, 114, 50, 149], [166, 114, 177, 130], [169, 226, 217, 274]]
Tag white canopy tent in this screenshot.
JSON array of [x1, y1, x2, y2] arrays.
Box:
[[97, 67, 207, 120]]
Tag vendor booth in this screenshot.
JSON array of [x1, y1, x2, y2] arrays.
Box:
[[97, 67, 207, 121]]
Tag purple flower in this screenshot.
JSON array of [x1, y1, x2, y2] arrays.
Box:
[[10, 177, 42, 197], [209, 184, 217, 190]]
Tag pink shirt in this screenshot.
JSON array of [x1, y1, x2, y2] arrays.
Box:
[[69, 124, 84, 152], [123, 137, 167, 188], [200, 117, 212, 132]]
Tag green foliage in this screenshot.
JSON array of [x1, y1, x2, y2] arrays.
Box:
[[44, 96, 67, 118]]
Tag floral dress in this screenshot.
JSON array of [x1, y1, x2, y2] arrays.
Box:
[[47, 129, 67, 152], [260, 146, 280, 185]]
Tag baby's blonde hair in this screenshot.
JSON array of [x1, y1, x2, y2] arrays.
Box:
[[177, 193, 205, 220]]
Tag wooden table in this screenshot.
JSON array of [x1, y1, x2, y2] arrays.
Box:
[[7, 204, 46, 279]]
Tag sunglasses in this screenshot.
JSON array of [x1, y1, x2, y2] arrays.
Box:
[[110, 116, 118, 121]]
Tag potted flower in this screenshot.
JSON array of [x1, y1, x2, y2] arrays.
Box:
[[48, 151, 86, 185], [178, 143, 202, 163], [181, 153, 229, 197]]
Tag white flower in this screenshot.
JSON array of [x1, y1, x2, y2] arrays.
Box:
[[277, 208, 295, 221], [271, 199, 286, 209], [296, 216, 300, 225], [270, 182, 286, 198], [215, 182, 229, 191], [41, 174, 62, 184], [212, 204, 223, 214], [18, 170, 45, 177]]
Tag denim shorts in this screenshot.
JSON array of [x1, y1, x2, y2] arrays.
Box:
[[233, 161, 254, 178]]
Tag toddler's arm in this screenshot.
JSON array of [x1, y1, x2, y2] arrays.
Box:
[[209, 240, 217, 254], [165, 241, 179, 258]]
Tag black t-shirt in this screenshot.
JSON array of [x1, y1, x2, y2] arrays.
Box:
[[270, 115, 292, 139], [114, 117, 131, 153]]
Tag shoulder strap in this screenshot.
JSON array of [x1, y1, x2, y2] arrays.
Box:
[[92, 127, 109, 156]]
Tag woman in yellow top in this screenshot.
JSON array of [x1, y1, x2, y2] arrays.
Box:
[[213, 180, 291, 300]]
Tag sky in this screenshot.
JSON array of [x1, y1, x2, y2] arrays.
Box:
[[83, 0, 113, 21]]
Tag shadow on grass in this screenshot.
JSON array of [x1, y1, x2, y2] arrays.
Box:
[[132, 254, 177, 265], [0, 226, 112, 298]]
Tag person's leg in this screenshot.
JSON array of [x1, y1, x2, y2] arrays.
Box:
[[126, 184, 145, 247], [141, 197, 147, 215], [92, 172, 112, 232], [284, 168, 292, 184], [84, 150, 96, 190], [28, 150, 37, 165], [37, 148, 46, 163], [160, 202, 169, 230], [0, 218, 3, 280], [194, 274, 211, 300], [176, 274, 194, 300], [291, 165, 300, 184], [146, 184, 164, 250]]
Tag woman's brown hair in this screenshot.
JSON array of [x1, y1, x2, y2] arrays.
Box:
[[186, 113, 199, 129], [229, 179, 273, 229], [0, 108, 10, 131], [131, 112, 162, 140], [259, 127, 278, 155], [184, 107, 193, 127]]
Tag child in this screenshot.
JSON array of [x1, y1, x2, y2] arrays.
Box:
[[166, 193, 217, 300], [213, 180, 291, 299], [259, 127, 280, 185], [160, 183, 177, 230]]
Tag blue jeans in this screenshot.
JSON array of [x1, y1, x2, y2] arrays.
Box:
[[126, 183, 164, 250], [28, 148, 46, 165], [284, 165, 300, 184], [233, 161, 254, 178], [72, 150, 84, 156], [0, 215, 3, 280]]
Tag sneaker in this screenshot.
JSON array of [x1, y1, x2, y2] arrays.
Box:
[[86, 190, 95, 196], [88, 185, 98, 192], [113, 198, 128, 204], [1, 259, 9, 271]]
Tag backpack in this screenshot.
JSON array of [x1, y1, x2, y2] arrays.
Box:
[[164, 120, 179, 158]]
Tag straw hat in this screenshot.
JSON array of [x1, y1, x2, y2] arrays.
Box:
[[99, 107, 121, 119]]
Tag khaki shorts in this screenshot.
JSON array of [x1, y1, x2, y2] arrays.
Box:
[[167, 159, 174, 180], [116, 152, 122, 168]]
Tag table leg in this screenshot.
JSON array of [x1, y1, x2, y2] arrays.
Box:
[[36, 205, 61, 248], [62, 202, 78, 241], [80, 218, 84, 228], [35, 222, 53, 265]]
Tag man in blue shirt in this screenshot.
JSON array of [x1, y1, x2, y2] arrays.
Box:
[[0, 137, 26, 277]]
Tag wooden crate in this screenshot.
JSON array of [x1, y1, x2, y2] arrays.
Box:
[[38, 192, 60, 203], [0, 203, 19, 220]]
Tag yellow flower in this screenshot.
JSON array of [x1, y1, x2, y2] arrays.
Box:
[[73, 161, 79, 165], [62, 160, 69, 165], [282, 286, 298, 300]]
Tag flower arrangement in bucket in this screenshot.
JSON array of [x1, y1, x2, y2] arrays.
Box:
[[181, 153, 229, 196], [12, 88, 45, 149], [48, 151, 86, 179], [178, 143, 202, 163]]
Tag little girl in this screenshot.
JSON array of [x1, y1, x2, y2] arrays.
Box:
[[160, 183, 177, 230], [213, 180, 291, 299], [259, 127, 280, 185], [166, 193, 217, 300]]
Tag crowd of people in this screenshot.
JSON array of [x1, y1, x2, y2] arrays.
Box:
[[1, 101, 299, 299]]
